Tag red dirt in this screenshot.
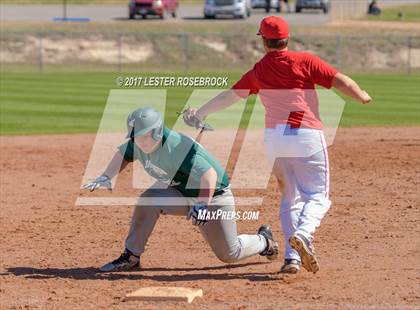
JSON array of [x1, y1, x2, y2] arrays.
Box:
[[1, 127, 419, 309]]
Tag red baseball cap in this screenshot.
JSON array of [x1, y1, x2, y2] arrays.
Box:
[[257, 16, 289, 39]]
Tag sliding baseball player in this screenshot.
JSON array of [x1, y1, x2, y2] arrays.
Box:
[[83, 107, 278, 271], [183, 16, 372, 274]]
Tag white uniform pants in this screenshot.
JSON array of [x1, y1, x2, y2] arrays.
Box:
[[264, 125, 331, 261]]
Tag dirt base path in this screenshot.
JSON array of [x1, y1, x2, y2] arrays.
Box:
[[1, 127, 419, 309]]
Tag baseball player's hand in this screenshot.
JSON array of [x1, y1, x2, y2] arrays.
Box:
[[187, 202, 209, 226], [82, 175, 112, 192], [360, 91, 372, 104], [182, 107, 204, 130]]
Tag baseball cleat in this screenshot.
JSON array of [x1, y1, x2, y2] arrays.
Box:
[[99, 249, 140, 272], [280, 259, 301, 274], [258, 225, 279, 261], [289, 234, 319, 273]]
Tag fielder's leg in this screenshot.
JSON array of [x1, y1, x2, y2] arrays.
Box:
[[264, 127, 303, 272], [293, 133, 331, 241], [272, 157, 304, 273], [273, 158, 303, 259], [289, 132, 331, 273]]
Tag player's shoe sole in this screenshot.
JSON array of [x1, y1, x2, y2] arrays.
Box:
[[289, 234, 319, 274]]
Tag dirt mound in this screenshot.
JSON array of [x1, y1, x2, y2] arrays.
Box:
[[1, 32, 419, 71], [0, 127, 419, 309]]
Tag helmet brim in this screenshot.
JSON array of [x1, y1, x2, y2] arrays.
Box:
[[126, 127, 153, 139]]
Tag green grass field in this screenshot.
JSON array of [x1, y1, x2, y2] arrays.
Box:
[[1, 72, 419, 135], [365, 4, 420, 22]]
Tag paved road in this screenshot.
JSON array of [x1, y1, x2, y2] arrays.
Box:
[[0, 4, 330, 25], [0, 1, 417, 25]]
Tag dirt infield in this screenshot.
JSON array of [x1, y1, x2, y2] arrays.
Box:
[[1, 127, 419, 309]]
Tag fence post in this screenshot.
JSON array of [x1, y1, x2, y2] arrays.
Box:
[[183, 33, 189, 72], [38, 34, 43, 73], [336, 35, 341, 69], [118, 34, 122, 73], [407, 36, 412, 75]]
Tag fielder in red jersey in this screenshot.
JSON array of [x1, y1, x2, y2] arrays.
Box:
[[183, 16, 372, 274]]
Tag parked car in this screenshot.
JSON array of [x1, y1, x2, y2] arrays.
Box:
[[128, 0, 178, 19], [295, 0, 330, 14], [251, 0, 280, 13], [204, 0, 252, 19]]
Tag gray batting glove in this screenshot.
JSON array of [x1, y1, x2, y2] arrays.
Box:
[[82, 175, 112, 192], [187, 202, 209, 226]]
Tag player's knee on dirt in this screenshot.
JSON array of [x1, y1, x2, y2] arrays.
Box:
[[213, 246, 241, 264], [216, 253, 238, 264]]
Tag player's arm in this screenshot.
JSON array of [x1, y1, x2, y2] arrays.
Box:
[[83, 151, 129, 192], [187, 167, 218, 226], [182, 90, 242, 128], [332, 73, 372, 104], [102, 151, 129, 179], [195, 90, 242, 121], [308, 54, 371, 104], [197, 167, 218, 205], [184, 69, 256, 125], [196, 69, 258, 120]]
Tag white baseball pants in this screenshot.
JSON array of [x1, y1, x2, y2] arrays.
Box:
[[264, 125, 331, 261]]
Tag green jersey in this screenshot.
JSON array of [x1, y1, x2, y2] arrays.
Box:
[[118, 127, 230, 197]]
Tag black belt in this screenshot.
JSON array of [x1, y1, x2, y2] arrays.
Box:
[[213, 186, 230, 197]]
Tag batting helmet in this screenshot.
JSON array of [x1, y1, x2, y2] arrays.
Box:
[[126, 107, 163, 141]]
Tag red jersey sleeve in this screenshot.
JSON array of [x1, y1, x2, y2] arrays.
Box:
[[307, 54, 338, 89], [231, 68, 259, 98]]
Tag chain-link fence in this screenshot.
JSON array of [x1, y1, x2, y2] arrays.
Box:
[[330, 0, 367, 21], [1, 31, 419, 74]]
